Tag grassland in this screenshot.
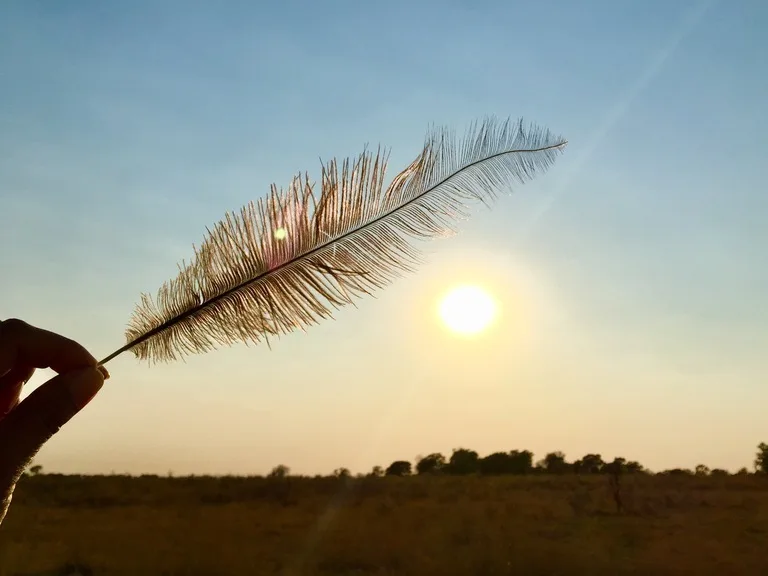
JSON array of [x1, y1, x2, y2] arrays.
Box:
[[0, 473, 766, 575]]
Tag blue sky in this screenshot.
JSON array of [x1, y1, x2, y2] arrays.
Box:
[[1, 0, 766, 475]]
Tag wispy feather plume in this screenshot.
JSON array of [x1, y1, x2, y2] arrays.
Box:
[[99, 117, 567, 365]]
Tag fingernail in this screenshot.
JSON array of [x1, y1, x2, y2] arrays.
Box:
[[97, 365, 110, 380], [67, 367, 105, 411]]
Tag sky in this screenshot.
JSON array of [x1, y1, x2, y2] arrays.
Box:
[[0, 0, 766, 476]]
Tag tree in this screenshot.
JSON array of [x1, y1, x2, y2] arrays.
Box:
[[755, 442, 768, 474], [606, 457, 647, 475], [695, 464, 710, 476], [416, 453, 446, 475], [508, 450, 534, 474], [268, 465, 290, 478], [447, 448, 479, 475], [574, 453, 603, 474], [385, 461, 411, 476], [480, 452, 513, 475], [27, 464, 43, 476], [541, 451, 570, 474], [603, 458, 624, 513], [369, 466, 384, 477], [478, 450, 534, 475], [662, 468, 693, 476], [333, 467, 351, 478], [603, 457, 626, 476]]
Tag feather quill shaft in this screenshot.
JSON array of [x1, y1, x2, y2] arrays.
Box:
[[99, 117, 567, 366]]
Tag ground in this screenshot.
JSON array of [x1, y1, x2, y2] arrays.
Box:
[[1, 474, 766, 575]]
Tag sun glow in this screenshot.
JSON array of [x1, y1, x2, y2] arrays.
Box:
[[273, 227, 287, 240], [438, 285, 497, 336]]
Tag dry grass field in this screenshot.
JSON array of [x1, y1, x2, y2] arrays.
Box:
[[0, 473, 766, 575]]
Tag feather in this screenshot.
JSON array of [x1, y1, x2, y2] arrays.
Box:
[[98, 116, 567, 366]]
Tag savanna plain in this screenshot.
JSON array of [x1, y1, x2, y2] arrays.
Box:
[[1, 461, 767, 576]]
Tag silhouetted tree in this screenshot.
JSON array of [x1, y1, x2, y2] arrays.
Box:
[[608, 457, 648, 474], [540, 451, 570, 474], [609, 457, 626, 468], [755, 442, 768, 474], [416, 453, 446, 475], [574, 453, 603, 474], [477, 451, 530, 475], [333, 467, 351, 478], [603, 457, 625, 476], [508, 450, 534, 474], [369, 466, 384, 477], [663, 468, 693, 476], [447, 448, 479, 475], [695, 464, 710, 476], [710, 468, 729, 477], [736, 467, 750, 476], [603, 458, 624, 513], [479, 452, 512, 475], [26, 464, 43, 477], [385, 461, 412, 476], [268, 465, 290, 478]]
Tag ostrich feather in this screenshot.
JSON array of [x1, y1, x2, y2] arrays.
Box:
[[98, 117, 567, 365]]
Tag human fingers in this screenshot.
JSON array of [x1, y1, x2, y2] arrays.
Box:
[[0, 365, 34, 417], [0, 366, 104, 484], [0, 382, 22, 418], [0, 319, 109, 379]]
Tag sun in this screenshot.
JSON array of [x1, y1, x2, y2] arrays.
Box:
[[438, 285, 497, 336]]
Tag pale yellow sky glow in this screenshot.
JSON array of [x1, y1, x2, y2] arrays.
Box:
[[14, 235, 767, 478]]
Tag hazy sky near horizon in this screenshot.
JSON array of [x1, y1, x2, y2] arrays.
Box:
[[1, 0, 766, 475]]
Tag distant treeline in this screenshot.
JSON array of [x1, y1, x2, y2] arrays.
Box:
[[270, 442, 768, 480], [26, 443, 768, 479]]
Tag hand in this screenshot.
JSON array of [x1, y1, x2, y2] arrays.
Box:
[[0, 319, 108, 524]]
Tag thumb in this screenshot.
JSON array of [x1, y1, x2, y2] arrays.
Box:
[[0, 367, 104, 484]]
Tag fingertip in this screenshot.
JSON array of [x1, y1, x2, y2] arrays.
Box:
[[67, 367, 105, 412]]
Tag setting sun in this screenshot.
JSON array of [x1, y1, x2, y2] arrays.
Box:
[[438, 285, 497, 336]]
